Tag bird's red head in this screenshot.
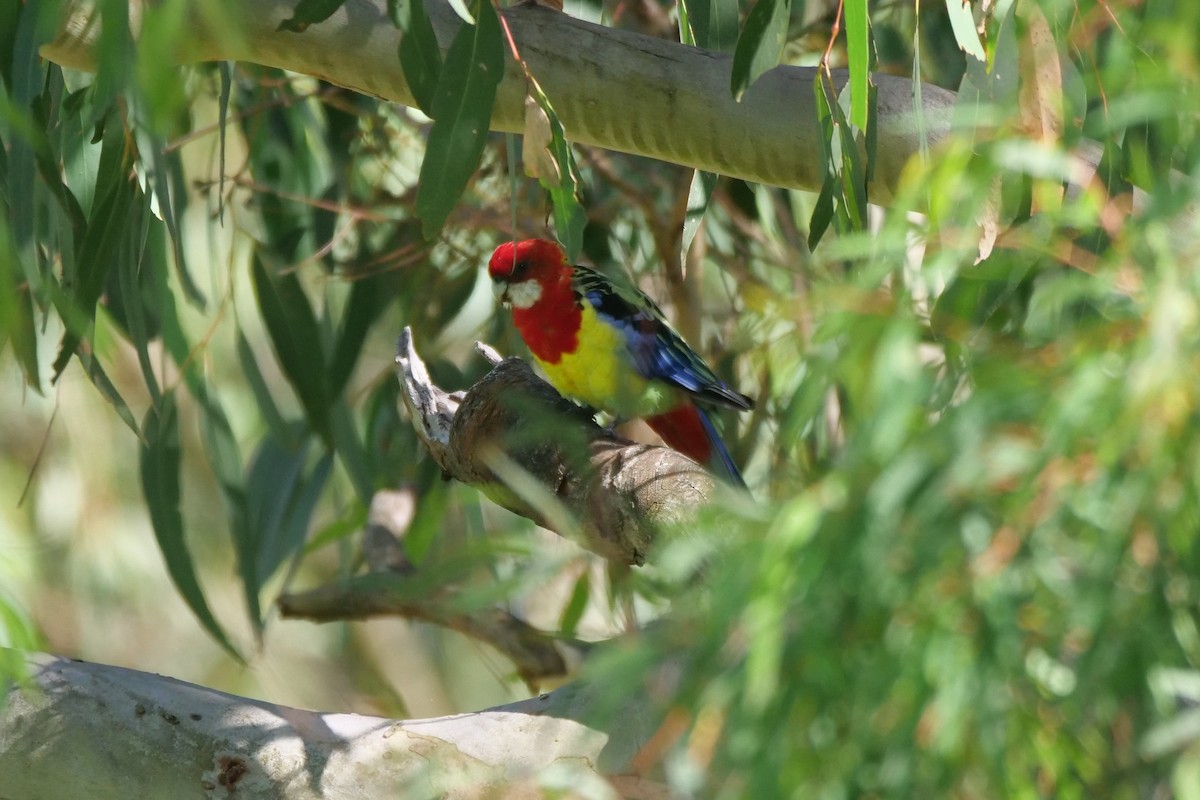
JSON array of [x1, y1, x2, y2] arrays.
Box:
[[488, 239, 569, 309]]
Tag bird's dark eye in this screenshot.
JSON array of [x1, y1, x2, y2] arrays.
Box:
[[512, 259, 529, 278]]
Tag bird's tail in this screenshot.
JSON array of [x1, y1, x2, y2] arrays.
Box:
[[646, 404, 746, 487]]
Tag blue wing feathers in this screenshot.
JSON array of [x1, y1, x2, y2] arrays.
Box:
[[696, 406, 747, 487], [576, 266, 753, 412]]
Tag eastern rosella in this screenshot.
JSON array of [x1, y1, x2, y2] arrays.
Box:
[[488, 238, 753, 485]]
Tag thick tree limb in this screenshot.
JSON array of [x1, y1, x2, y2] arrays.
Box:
[[397, 328, 713, 567], [42, 0, 1189, 234], [41, 0, 948, 204], [0, 650, 665, 799]]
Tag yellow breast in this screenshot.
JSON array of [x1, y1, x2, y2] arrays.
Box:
[[533, 303, 669, 417]]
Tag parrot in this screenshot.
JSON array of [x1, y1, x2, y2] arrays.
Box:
[[488, 238, 753, 486]]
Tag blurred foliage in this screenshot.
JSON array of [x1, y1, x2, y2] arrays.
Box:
[[2, 0, 1200, 796]]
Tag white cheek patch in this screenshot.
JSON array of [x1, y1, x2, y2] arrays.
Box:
[[507, 278, 543, 308]]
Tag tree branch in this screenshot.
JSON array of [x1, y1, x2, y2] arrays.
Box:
[[276, 488, 582, 689], [41, 0, 946, 204], [0, 650, 666, 798], [42, 0, 1190, 237], [396, 328, 713, 567]]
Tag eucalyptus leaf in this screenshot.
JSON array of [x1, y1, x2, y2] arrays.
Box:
[[843, 0, 871, 130], [252, 254, 334, 445], [389, 0, 443, 116], [731, 0, 790, 102], [140, 394, 241, 660], [414, 0, 503, 239]]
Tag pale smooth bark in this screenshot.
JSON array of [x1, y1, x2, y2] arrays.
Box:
[[42, 0, 1186, 233], [42, 0, 951, 205], [0, 650, 663, 799]]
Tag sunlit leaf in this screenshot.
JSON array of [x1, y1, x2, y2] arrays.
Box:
[[677, 0, 696, 46], [681, 170, 718, 263], [843, 0, 870, 131], [945, 0, 985, 62], [523, 84, 586, 260], [1016, 2, 1064, 156], [414, 0, 503, 238]]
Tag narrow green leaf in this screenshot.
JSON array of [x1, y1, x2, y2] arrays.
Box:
[[329, 262, 406, 397], [218, 61, 232, 223], [140, 394, 241, 660], [204, 411, 258, 633], [7, 3, 43, 260], [558, 569, 590, 637], [0, 214, 39, 389], [526, 83, 587, 261], [731, 0, 790, 102], [403, 479, 449, 565], [138, 128, 206, 307], [247, 432, 333, 588], [236, 332, 295, 446], [252, 254, 333, 445], [844, 0, 870, 130], [808, 177, 836, 250], [912, 19, 929, 161], [681, 170, 718, 263], [677, 0, 697, 46], [550, 184, 587, 263], [153, 261, 260, 633], [72, 329, 138, 433], [812, 71, 869, 237], [0, 0, 18, 93], [389, 0, 443, 116], [689, 0, 739, 52], [278, 0, 347, 33], [414, 0, 503, 239], [51, 112, 135, 382], [332, 397, 375, 503], [945, 0, 985, 62], [115, 191, 161, 405], [864, 79, 878, 184], [303, 503, 368, 556]]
